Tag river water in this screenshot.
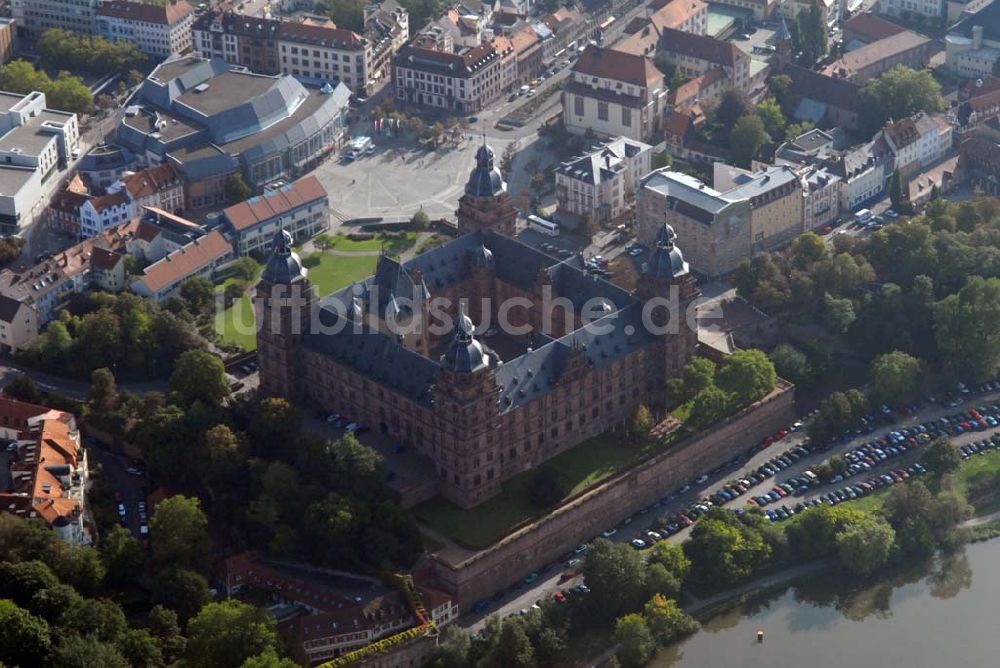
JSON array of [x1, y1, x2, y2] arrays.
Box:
[[653, 539, 1000, 668]]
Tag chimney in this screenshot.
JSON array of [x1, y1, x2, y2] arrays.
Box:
[[972, 25, 983, 50]]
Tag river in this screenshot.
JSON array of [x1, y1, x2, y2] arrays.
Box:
[[653, 539, 1000, 668]]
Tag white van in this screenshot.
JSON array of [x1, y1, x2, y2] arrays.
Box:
[[855, 208, 873, 224]]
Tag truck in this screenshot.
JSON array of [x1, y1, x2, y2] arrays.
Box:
[[344, 136, 374, 160]]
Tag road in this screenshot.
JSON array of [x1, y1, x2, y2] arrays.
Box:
[[0, 362, 168, 400], [464, 387, 1000, 631], [89, 445, 147, 539]]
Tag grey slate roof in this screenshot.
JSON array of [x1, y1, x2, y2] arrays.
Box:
[[301, 230, 657, 410]]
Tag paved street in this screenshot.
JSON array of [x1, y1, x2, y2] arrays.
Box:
[[89, 445, 147, 539], [464, 388, 1000, 632]]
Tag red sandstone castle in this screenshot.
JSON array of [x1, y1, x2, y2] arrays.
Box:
[[255, 145, 700, 508]]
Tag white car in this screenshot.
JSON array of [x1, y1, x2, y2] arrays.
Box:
[[345, 422, 360, 433], [630, 538, 647, 549], [696, 474, 709, 484], [601, 528, 617, 538]]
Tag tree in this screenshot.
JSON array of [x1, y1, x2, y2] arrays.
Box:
[[581, 539, 648, 622], [823, 292, 856, 334], [646, 541, 691, 583], [796, 3, 828, 65], [225, 173, 253, 203], [688, 385, 731, 429], [643, 594, 698, 645], [715, 349, 777, 406], [715, 90, 750, 130], [169, 349, 230, 407], [888, 169, 903, 208], [729, 115, 770, 168], [0, 236, 25, 265], [118, 628, 165, 668], [128, 69, 145, 87], [99, 525, 145, 588], [88, 367, 119, 415], [614, 613, 655, 668], [4, 373, 43, 403], [922, 437, 961, 475], [756, 98, 786, 140], [180, 277, 215, 314], [148, 605, 186, 663], [789, 232, 827, 268], [628, 404, 654, 442], [410, 209, 430, 230], [870, 350, 921, 405], [430, 624, 470, 668], [934, 277, 1000, 382], [684, 514, 771, 587], [681, 357, 716, 401], [185, 600, 280, 668], [835, 515, 896, 575], [645, 562, 682, 600], [241, 648, 299, 668], [51, 634, 129, 668], [149, 495, 211, 571], [494, 618, 535, 668], [769, 344, 812, 386], [856, 66, 945, 136], [499, 140, 518, 177], [785, 504, 866, 557], [528, 465, 566, 508], [0, 599, 50, 666], [768, 74, 795, 116], [0, 560, 60, 607]]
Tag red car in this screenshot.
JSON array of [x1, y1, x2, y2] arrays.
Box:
[[554, 591, 568, 604]]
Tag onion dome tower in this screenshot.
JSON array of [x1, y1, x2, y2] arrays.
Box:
[[455, 138, 517, 237], [256, 229, 315, 400], [636, 222, 701, 387]]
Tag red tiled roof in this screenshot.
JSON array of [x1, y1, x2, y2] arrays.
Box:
[[135, 230, 232, 294], [0, 394, 54, 424], [572, 45, 661, 88], [223, 175, 327, 232], [90, 247, 123, 272], [97, 0, 193, 25], [843, 13, 905, 44], [658, 26, 740, 67], [123, 164, 180, 200], [88, 192, 129, 213], [277, 20, 364, 48]]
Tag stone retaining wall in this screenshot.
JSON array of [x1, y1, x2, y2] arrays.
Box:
[[428, 382, 795, 609]]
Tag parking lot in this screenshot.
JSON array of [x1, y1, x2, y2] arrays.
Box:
[[89, 446, 148, 540], [465, 383, 1000, 630]]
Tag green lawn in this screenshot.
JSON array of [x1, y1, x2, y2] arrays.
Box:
[[213, 252, 377, 350], [324, 233, 418, 255], [302, 253, 377, 295], [952, 449, 1000, 514], [417, 431, 686, 550]]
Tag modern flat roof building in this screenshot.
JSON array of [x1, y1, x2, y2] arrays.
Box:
[[117, 56, 350, 208]]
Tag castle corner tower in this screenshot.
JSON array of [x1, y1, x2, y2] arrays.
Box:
[[255, 229, 315, 400], [455, 141, 517, 237]]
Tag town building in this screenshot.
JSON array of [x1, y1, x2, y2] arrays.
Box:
[[706, 0, 777, 20], [563, 45, 666, 143], [945, 3, 1000, 79], [192, 11, 390, 95], [0, 90, 79, 235], [392, 38, 512, 113], [617, 0, 709, 57], [961, 126, 1000, 196], [0, 403, 88, 544], [956, 77, 1000, 131], [877, 111, 954, 178], [96, 0, 195, 59], [640, 26, 751, 92], [774, 127, 889, 212], [712, 163, 805, 255], [820, 30, 932, 83], [118, 57, 350, 206], [131, 229, 234, 301], [637, 169, 751, 277], [219, 175, 329, 256], [945, 0, 993, 23], [778, 0, 839, 27], [75, 144, 136, 190], [255, 147, 701, 507], [879, 0, 945, 21], [49, 163, 184, 239], [841, 13, 904, 51], [783, 64, 861, 129], [540, 6, 587, 61], [225, 552, 454, 664], [554, 136, 652, 230], [10, 0, 97, 39], [799, 165, 842, 230], [0, 18, 17, 65]]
